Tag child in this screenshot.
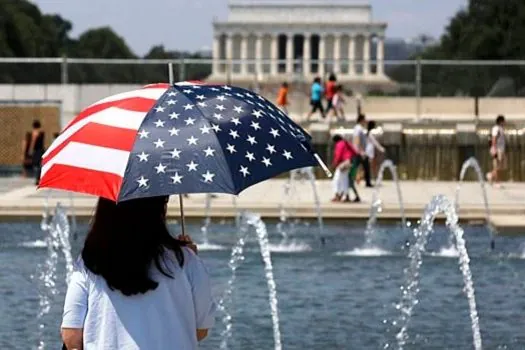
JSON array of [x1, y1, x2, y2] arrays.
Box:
[[331, 85, 346, 121], [276, 82, 289, 114]]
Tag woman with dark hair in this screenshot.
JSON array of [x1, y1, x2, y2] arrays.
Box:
[[324, 73, 337, 115], [21, 120, 45, 184], [331, 134, 361, 202], [61, 196, 215, 350]]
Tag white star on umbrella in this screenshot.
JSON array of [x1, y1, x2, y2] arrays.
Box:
[[252, 110, 264, 119], [210, 88, 220, 92], [250, 121, 261, 131], [270, 128, 280, 138], [170, 148, 181, 159], [203, 147, 216, 157], [247, 135, 257, 145], [167, 91, 178, 97], [154, 139, 165, 148], [283, 150, 293, 160], [155, 163, 167, 174], [222, 85, 232, 90], [202, 171, 215, 183], [213, 113, 223, 121], [187, 136, 198, 145], [266, 144, 276, 154], [226, 144, 236, 154], [196, 95, 206, 100], [211, 124, 221, 132], [239, 166, 250, 177], [137, 176, 149, 187], [215, 104, 226, 111], [233, 106, 243, 113], [245, 92, 253, 98], [166, 100, 177, 106], [183, 89, 193, 94], [184, 118, 196, 125], [262, 157, 272, 167], [200, 125, 211, 134], [216, 95, 226, 101], [245, 152, 255, 162], [183, 104, 194, 110], [154, 119, 165, 128], [186, 161, 198, 172], [169, 127, 180, 136], [171, 172, 183, 184], [137, 152, 149, 162], [155, 106, 165, 113], [229, 130, 240, 139], [197, 101, 207, 108], [231, 117, 241, 126], [169, 112, 179, 120], [138, 130, 149, 139]]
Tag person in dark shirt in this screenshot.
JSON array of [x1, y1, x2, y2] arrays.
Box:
[[22, 120, 45, 185]]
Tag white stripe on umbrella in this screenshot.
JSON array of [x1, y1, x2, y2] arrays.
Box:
[[90, 87, 167, 108], [41, 142, 131, 178]]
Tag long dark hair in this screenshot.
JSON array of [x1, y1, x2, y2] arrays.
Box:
[[82, 196, 185, 296], [367, 120, 377, 135]]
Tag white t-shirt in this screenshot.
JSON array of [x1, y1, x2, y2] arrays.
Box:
[[62, 247, 216, 350], [491, 125, 505, 151], [353, 124, 367, 152]]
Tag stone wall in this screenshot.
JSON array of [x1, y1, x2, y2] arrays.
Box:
[[0, 104, 60, 166]]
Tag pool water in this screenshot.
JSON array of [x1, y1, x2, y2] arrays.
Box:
[[1, 218, 525, 349]]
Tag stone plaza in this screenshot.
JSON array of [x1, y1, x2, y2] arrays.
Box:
[[209, 1, 389, 83]]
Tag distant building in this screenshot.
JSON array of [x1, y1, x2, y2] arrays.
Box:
[[209, 0, 389, 84]]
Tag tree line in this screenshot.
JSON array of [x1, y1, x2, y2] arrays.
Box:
[[0, 0, 210, 84], [388, 0, 525, 97]]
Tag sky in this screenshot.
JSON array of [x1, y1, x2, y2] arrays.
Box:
[[33, 0, 467, 55]]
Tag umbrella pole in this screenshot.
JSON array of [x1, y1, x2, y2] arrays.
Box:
[[314, 153, 333, 178], [167, 61, 187, 236]]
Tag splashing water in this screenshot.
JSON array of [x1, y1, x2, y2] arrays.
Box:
[[365, 160, 406, 246], [219, 212, 282, 350], [393, 195, 482, 350], [278, 167, 324, 244], [455, 157, 495, 249], [201, 194, 213, 245], [218, 224, 248, 350], [37, 203, 74, 349]]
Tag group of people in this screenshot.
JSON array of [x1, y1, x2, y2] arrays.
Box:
[[331, 113, 385, 202], [275, 74, 347, 122]]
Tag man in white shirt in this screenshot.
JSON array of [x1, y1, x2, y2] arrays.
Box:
[[353, 114, 372, 187], [487, 115, 506, 187]]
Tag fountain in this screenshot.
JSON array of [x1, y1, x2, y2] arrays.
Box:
[[37, 202, 74, 349], [455, 157, 495, 250], [200, 194, 239, 250], [278, 167, 324, 244], [218, 212, 282, 350], [364, 160, 407, 247], [392, 195, 482, 350]]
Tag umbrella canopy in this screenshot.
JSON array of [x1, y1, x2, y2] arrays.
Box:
[[39, 82, 320, 201]]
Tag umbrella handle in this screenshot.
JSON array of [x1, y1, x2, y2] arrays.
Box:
[[179, 194, 186, 236], [314, 153, 332, 178]]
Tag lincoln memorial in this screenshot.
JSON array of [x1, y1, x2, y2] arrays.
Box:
[[209, 0, 389, 84]]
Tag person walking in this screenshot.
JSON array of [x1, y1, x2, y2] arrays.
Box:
[[324, 73, 337, 115], [276, 82, 289, 115], [331, 134, 361, 202], [366, 120, 385, 180], [305, 77, 325, 121], [329, 84, 346, 122], [61, 196, 216, 350], [21, 120, 45, 185], [487, 115, 506, 188], [353, 114, 373, 187]]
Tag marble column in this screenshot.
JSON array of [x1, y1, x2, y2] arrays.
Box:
[[240, 33, 248, 75], [286, 34, 294, 74], [363, 34, 370, 76], [318, 34, 326, 77], [255, 33, 263, 77], [376, 35, 385, 76], [333, 33, 341, 74], [225, 33, 233, 76], [303, 34, 311, 76], [212, 34, 221, 74], [348, 34, 355, 76], [270, 34, 278, 75]]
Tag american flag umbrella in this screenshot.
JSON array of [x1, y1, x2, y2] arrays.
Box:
[[39, 82, 328, 204]]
